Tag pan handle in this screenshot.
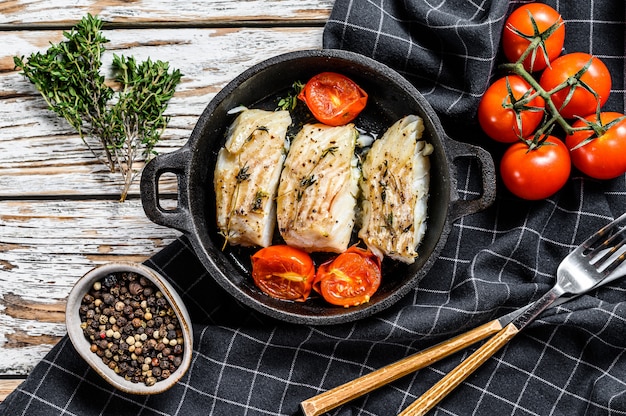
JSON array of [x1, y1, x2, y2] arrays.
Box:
[[140, 146, 193, 233], [444, 136, 496, 221]]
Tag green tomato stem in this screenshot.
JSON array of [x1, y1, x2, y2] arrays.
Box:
[[499, 62, 577, 136]]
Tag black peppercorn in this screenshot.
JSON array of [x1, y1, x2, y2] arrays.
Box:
[[123, 305, 134, 317], [78, 270, 185, 387], [103, 274, 118, 288], [102, 293, 115, 305], [128, 281, 143, 296]]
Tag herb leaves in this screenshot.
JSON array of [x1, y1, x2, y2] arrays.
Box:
[[13, 14, 182, 201]]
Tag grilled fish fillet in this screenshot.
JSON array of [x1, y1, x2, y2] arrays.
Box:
[[358, 115, 432, 263], [277, 123, 359, 253], [214, 109, 292, 248]]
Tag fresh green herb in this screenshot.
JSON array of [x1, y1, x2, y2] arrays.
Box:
[[277, 80, 305, 111], [297, 174, 317, 201], [251, 190, 268, 212], [299, 175, 317, 188], [320, 146, 339, 159], [13, 14, 182, 202], [379, 180, 388, 202], [221, 161, 252, 249], [236, 165, 251, 183], [384, 213, 394, 228]]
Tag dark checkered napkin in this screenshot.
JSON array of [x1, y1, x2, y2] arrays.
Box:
[[2, 1, 626, 415]]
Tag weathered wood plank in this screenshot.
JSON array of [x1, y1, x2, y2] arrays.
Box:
[[0, 198, 181, 375], [0, 0, 333, 26], [1, 26, 323, 198], [0, 198, 180, 298], [0, 379, 24, 402], [0, 0, 332, 394]]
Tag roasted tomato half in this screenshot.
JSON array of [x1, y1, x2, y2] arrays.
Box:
[[251, 245, 315, 302], [298, 72, 368, 126], [313, 246, 382, 307]]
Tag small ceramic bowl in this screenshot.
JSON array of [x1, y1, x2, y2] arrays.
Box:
[[66, 262, 193, 395]]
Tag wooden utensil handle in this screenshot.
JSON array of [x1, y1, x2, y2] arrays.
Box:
[[300, 319, 504, 416], [398, 322, 520, 416]]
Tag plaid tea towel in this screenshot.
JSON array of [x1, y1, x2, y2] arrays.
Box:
[[2, 0, 626, 415]]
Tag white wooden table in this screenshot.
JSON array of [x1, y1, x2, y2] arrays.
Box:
[[0, 0, 333, 400]]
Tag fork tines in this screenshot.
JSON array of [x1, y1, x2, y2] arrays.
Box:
[[586, 212, 626, 275]]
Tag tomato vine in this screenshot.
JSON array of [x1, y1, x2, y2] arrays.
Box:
[[479, 3, 626, 198]]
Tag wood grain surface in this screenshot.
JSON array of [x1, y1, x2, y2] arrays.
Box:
[[0, 0, 331, 395]]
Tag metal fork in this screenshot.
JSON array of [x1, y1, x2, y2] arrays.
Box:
[[398, 212, 626, 416]]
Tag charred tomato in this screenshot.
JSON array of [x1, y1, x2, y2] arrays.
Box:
[[251, 245, 315, 302], [298, 72, 368, 126], [313, 246, 381, 307]]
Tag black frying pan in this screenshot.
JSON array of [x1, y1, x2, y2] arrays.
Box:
[[140, 49, 496, 325]]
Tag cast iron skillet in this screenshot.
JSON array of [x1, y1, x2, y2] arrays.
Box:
[[140, 49, 496, 325]]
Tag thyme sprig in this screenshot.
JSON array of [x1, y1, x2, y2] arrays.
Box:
[[277, 80, 305, 111], [295, 145, 339, 201], [13, 14, 182, 201]]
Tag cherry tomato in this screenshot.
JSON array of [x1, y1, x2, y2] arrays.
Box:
[[478, 75, 545, 143], [539, 53, 611, 119], [502, 3, 565, 72], [251, 245, 315, 302], [500, 136, 571, 200], [313, 246, 381, 307], [298, 72, 368, 126], [565, 112, 626, 180]]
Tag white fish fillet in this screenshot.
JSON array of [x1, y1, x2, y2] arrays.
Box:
[[358, 115, 432, 264], [277, 123, 359, 253], [214, 109, 292, 248]]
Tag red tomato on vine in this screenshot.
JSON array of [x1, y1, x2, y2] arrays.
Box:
[[502, 3, 565, 72], [539, 52, 611, 119], [500, 136, 571, 200], [478, 75, 545, 143], [566, 112, 626, 180]]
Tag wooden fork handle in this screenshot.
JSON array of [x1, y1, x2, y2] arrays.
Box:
[[398, 322, 520, 416], [300, 319, 504, 416]]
